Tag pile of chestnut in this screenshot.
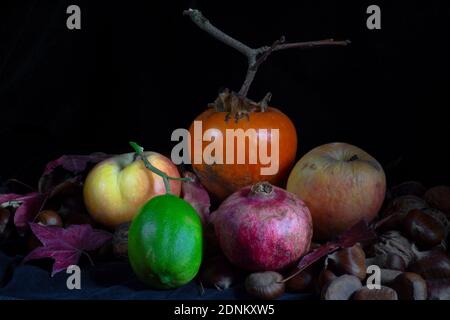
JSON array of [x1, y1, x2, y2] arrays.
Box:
[[197, 183, 450, 300]]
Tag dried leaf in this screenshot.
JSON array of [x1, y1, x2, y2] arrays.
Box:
[[39, 153, 110, 194], [0, 193, 23, 205], [337, 219, 377, 248], [295, 220, 377, 274], [0, 193, 46, 231], [181, 171, 210, 224], [1, 154, 110, 232], [47, 176, 83, 199], [42, 153, 110, 176], [296, 243, 340, 272], [24, 223, 112, 276]]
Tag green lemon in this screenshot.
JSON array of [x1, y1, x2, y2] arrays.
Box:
[[128, 194, 203, 289]]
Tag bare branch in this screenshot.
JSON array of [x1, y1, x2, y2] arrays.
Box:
[[252, 36, 286, 70], [183, 9, 254, 58], [184, 8, 351, 98], [274, 39, 351, 51], [238, 69, 258, 97]]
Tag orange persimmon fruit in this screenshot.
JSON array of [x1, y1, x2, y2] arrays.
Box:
[[189, 90, 297, 200]]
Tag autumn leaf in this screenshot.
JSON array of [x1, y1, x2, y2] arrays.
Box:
[[181, 171, 210, 224], [24, 223, 112, 276], [337, 219, 377, 248], [0, 194, 20, 205], [0, 193, 46, 231], [298, 220, 376, 271], [39, 153, 110, 194], [284, 220, 377, 282], [41, 153, 110, 176], [0, 153, 111, 231]]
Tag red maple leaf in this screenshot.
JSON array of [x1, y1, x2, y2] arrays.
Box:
[[0, 193, 46, 231], [0, 153, 110, 230], [24, 223, 112, 276]]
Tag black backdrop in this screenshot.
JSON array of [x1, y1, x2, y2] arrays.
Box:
[[1, 0, 449, 188]]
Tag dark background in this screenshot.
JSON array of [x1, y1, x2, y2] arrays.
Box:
[[0, 0, 449, 188]]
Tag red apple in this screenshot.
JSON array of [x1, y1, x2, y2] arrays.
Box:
[[287, 143, 386, 241], [83, 152, 181, 228]]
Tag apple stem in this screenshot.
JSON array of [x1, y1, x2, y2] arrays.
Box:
[[129, 141, 191, 194], [183, 8, 351, 98]]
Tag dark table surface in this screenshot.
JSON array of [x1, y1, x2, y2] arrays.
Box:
[[0, 251, 313, 300]]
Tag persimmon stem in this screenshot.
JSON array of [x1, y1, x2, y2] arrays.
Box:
[[129, 141, 190, 194], [183, 8, 351, 98]]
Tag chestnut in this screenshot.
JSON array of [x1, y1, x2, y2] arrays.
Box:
[[421, 207, 449, 233], [371, 231, 415, 267], [318, 269, 338, 292], [426, 278, 450, 300], [352, 286, 398, 300], [424, 186, 450, 217], [379, 269, 403, 285], [376, 211, 407, 232], [403, 209, 446, 249], [390, 181, 426, 198], [327, 244, 366, 280], [383, 195, 428, 217], [408, 247, 450, 280], [365, 253, 406, 271], [390, 272, 427, 300], [60, 194, 86, 212], [321, 274, 362, 300], [285, 265, 316, 293], [382, 253, 407, 271], [245, 271, 285, 300], [200, 255, 238, 290], [380, 196, 428, 231], [37, 210, 63, 227]]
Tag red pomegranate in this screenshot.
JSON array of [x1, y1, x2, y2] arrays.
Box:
[[211, 182, 313, 271]]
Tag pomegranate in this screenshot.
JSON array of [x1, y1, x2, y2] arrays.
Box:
[[211, 182, 313, 271]]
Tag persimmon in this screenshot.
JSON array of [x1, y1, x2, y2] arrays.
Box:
[[189, 91, 297, 200]]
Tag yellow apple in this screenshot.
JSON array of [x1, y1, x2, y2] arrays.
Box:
[[83, 152, 181, 228], [287, 143, 386, 241]]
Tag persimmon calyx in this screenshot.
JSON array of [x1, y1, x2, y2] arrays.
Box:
[[208, 89, 272, 123]]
